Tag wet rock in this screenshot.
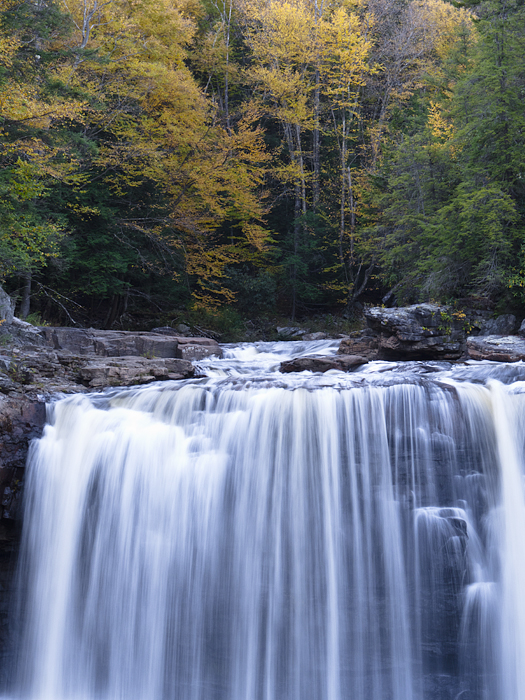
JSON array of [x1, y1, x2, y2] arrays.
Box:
[[478, 314, 516, 336], [79, 357, 194, 388], [466, 335, 525, 362], [39, 327, 222, 360], [0, 397, 46, 524], [302, 332, 328, 341], [518, 319, 525, 338], [338, 330, 380, 360], [364, 304, 467, 360], [40, 327, 95, 354], [276, 326, 309, 338], [175, 338, 222, 361], [93, 332, 180, 359], [280, 354, 368, 373]]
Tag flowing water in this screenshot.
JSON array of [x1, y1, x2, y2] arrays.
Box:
[[6, 340, 525, 700]]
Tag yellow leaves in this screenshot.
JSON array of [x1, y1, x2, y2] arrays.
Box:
[[61, 0, 195, 65], [320, 5, 374, 108], [244, 0, 374, 129], [427, 100, 453, 141], [241, 222, 272, 252], [415, 0, 472, 63], [0, 33, 18, 67], [243, 0, 320, 127], [66, 203, 101, 218], [0, 0, 18, 66], [245, 0, 317, 66], [426, 100, 463, 162]]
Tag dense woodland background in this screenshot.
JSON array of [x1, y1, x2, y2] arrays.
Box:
[[0, 0, 524, 334]]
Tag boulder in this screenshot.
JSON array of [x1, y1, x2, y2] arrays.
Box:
[[40, 327, 96, 354], [79, 357, 194, 388], [338, 330, 380, 360], [280, 354, 368, 373], [175, 338, 222, 361], [478, 314, 516, 336], [466, 336, 525, 362], [517, 319, 525, 338], [7, 318, 45, 347], [150, 326, 178, 335], [363, 304, 467, 360], [276, 326, 309, 338]]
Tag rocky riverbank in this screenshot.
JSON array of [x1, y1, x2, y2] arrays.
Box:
[[0, 317, 224, 541], [4, 301, 525, 517], [279, 304, 525, 372]]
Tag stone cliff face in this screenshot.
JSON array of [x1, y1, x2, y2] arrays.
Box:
[[0, 395, 46, 673]]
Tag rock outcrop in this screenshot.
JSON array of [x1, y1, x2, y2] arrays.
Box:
[[337, 329, 380, 360], [362, 304, 468, 360], [478, 314, 517, 336], [0, 289, 14, 327], [39, 327, 223, 360], [0, 396, 46, 537], [466, 336, 525, 362], [79, 356, 194, 388], [0, 326, 221, 395], [0, 349, 195, 394], [280, 354, 368, 373], [336, 305, 525, 362]]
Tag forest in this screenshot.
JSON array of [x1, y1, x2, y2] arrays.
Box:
[[0, 0, 524, 333]]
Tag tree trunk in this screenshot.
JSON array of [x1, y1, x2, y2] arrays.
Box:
[[20, 271, 32, 319], [312, 69, 321, 211]]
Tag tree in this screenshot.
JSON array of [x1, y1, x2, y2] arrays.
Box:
[[376, 0, 525, 303]]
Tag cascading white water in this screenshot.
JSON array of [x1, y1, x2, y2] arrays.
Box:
[[6, 343, 525, 700]]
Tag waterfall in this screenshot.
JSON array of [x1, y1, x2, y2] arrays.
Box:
[[6, 343, 525, 700]]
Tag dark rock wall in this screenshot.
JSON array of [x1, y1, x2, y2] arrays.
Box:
[[0, 397, 46, 672]]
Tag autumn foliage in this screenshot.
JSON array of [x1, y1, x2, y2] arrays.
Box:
[[1, 0, 523, 326]]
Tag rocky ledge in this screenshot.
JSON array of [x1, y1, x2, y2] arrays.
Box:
[[0, 310, 224, 539], [39, 326, 222, 361], [0, 322, 223, 395], [466, 335, 525, 362], [280, 304, 525, 373], [337, 304, 522, 362], [280, 354, 368, 374]]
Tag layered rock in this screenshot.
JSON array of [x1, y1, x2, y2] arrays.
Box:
[[0, 350, 194, 393], [466, 336, 525, 362], [478, 314, 517, 336], [39, 327, 222, 361], [337, 329, 380, 360], [336, 305, 525, 362], [0, 396, 46, 534], [79, 356, 194, 388], [363, 304, 467, 360], [280, 354, 368, 373]]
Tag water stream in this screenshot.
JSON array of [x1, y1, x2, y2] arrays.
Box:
[[7, 341, 525, 699]]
